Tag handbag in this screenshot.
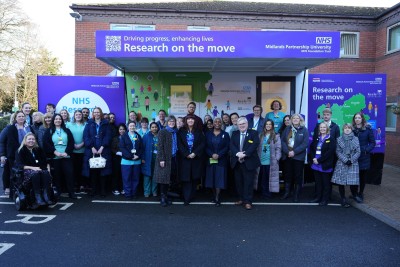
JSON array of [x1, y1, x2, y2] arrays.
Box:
[[89, 154, 106, 169]]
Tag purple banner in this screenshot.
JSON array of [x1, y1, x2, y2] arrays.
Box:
[[38, 76, 126, 124], [96, 30, 340, 58], [308, 74, 386, 153]]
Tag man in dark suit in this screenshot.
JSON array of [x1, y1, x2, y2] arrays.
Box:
[[230, 117, 261, 210]]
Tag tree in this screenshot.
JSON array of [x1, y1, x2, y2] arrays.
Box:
[[0, 0, 29, 76], [15, 47, 62, 110], [0, 75, 14, 112]]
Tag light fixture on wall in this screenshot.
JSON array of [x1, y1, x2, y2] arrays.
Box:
[[70, 12, 82, 21]]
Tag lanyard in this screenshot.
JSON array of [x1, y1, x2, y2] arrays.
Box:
[[128, 132, 137, 148]]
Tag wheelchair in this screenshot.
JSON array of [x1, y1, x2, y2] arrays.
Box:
[[11, 167, 57, 211]]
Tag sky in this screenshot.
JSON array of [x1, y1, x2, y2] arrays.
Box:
[[19, 0, 400, 75]]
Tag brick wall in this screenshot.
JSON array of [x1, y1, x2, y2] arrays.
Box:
[[73, 7, 400, 166]]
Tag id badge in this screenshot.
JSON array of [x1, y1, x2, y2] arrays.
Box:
[[153, 150, 158, 154], [35, 160, 39, 164], [58, 141, 64, 145], [275, 124, 278, 128], [131, 149, 136, 154], [316, 151, 321, 155]]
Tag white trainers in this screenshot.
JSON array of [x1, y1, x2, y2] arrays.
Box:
[[112, 190, 120, 196], [120, 190, 125, 195]]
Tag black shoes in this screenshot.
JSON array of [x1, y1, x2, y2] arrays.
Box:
[[341, 198, 350, 208]]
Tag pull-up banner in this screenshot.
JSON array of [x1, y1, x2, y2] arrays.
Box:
[[96, 31, 340, 58], [38, 76, 126, 124], [308, 74, 386, 153]]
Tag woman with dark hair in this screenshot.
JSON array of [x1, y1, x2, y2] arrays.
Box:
[[111, 123, 127, 195], [66, 110, 87, 193], [83, 107, 113, 197], [204, 119, 214, 134], [278, 115, 291, 136], [309, 122, 336, 205], [352, 112, 376, 203], [225, 112, 239, 137], [281, 113, 309, 202], [257, 119, 281, 199], [205, 117, 230, 206], [119, 121, 143, 199], [141, 122, 159, 197], [153, 115, 178, 206], [43, 113, 76, 199], [177, 114, 205, 205], [15, 133, 54, 205], [266, 100, 286, 133], [221, 113, 231, 130]]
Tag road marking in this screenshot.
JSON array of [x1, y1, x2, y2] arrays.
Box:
[[0, 243, 15, 256], [49, 202, 74, 210], [0, 231, 32, 235], [0, 202, 13, 205], [92, 200, 341, 206], [5, 214, 56, 224]]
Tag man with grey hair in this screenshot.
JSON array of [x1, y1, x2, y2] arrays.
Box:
[[230, 116, 260, 210]]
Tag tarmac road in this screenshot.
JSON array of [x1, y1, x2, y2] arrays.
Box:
[[1, 193, 399, 267]]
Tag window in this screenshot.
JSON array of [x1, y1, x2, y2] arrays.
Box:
[[187, 26, 210, 31], [387, 22, 400, 53], [386, 103, 397, 132], [340, 32, 359, 58], [110, 24, 155, 31]]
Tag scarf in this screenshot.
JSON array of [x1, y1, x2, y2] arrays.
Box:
[[342, 132, 354, 156], [166, 126, 177, 156]]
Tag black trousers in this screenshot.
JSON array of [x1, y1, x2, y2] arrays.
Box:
[[284, 158, 304, 185], [31, 170, 51, 194], [52, 158, 74, 195], [313, 170, 331, 202], [72, 153, 85, 188], [234, 163, 256, 204]]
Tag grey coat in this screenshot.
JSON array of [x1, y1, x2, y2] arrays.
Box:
[[331, 134, 361, 185], [153, 129, 175, 185], [256, 134, 282, 192]]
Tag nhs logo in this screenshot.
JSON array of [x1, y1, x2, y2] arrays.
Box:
[[316, 37, 332, 44]]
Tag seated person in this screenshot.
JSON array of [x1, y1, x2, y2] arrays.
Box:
[[15, 132, 54, 205]]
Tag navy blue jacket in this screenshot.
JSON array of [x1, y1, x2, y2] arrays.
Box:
[[82, 119, 113, 177], [119, 131, 143, 161], [353, 125, 376, 170], [141, 132, 157, 177], [205, 130, 230, 167]]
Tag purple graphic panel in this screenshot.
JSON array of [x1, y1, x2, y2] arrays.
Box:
[[308, 74, 386, 153], [96, 31, 340, 58], [38, 76, 126, 124]]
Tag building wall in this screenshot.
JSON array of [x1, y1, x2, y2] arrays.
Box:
[[73, 6, 400, 166]]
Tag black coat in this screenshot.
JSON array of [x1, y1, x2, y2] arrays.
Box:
[[177, 128, 205, 181], [309, 134, 336, 171], [4, 124, 35, 161], [353, 125, 376, 170], [230, 129, 261, 171], [15, 146, 48, 170], [43, 127, 75, 158]]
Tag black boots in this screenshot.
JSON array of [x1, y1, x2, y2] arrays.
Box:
[[160, 194, 168, 207], [280, 183, 291, 200], [293, 185, 301, 203]]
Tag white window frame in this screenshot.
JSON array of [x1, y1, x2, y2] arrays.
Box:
[[187, 26, 210, 31], [110, 24, 155, 31], [387, 22, 400, 54], [386, 102, 397, 132], [340, 32, 359, 58]]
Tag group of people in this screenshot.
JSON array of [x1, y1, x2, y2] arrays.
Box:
[[0, 100, 376, 210]]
